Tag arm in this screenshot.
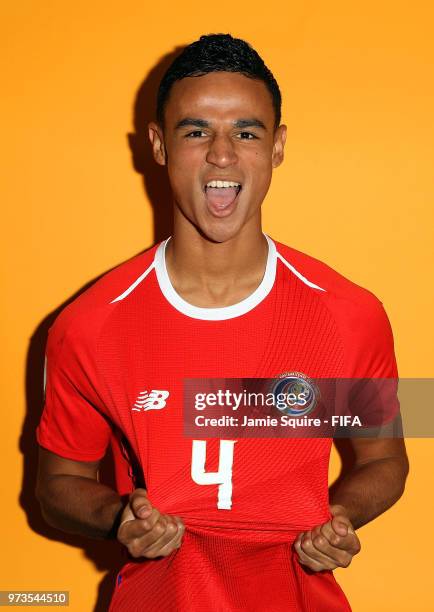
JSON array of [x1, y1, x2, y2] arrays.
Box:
[[36, 447, 185, 556], [35, 447, 124, 539], [329, 436, 409, 529], [294, 437, 409, 571]]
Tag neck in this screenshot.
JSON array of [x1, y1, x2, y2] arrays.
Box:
[[164, 221, 269, 307]]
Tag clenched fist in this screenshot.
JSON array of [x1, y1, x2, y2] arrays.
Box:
[[293, 504, 361, 571], [117, 488, 185, 559]]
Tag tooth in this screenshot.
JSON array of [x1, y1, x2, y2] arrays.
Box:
[[206, 180, 241, 189]]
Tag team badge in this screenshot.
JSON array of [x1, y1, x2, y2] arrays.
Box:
[[271, 371, 319, 417]]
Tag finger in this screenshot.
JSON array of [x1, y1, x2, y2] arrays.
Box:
[[299, 531, 340, 570], [137, 513, 181, 549], [128, 514, 170, 557], [129, 488, 152, 519], [138, 507, 161, 534], [293, 536, 331, 571], [329, 516, 360, 555], [172, 516, 185, 534], [311, 524, 326, 542], [120, 507, 161, 541], [295, 523, 360, 568], [326, 529, 359, 553], [293, 532, 304, 552], [331, 515, 350, 537], [153, 515, 185, 549], [315, 521, 344, 548], [167, 516, 185, 541], [149, 519, 184, 557], [139, 516, 181, 558], [294, 532, 332, 570], [170, 517, 186, 548], [316, 521, 349, 551], [313, 520, 361, 556], [310, 532, 355, 568], [140, 507, 162, 531]]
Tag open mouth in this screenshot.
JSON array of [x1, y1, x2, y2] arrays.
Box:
[[204, 179, 242, 193], [204, 180, 242, 213]]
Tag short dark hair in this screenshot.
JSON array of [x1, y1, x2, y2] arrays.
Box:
[[157, 33, 282, 129]]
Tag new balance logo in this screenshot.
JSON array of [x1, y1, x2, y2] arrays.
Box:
[[132, 390, 170, 412]]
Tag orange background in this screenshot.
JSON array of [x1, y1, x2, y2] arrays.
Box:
[[1, 1, 433, 610]]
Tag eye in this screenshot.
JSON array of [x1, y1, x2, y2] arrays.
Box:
[[236, 132, 258, 140], [185, 130, 206, 138]]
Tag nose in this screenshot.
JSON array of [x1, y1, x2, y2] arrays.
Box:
[[206, 133, 238, 168]]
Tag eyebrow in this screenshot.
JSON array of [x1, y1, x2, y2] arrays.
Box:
[[175, 117, 267, 130]]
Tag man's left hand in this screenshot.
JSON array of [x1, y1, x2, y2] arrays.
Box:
[[293, 504, 361, 571]]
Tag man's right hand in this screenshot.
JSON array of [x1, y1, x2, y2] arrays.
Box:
[[117, 488, 185, 558]]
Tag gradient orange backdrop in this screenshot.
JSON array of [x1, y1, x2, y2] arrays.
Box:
[[2, 1, 433, 610]]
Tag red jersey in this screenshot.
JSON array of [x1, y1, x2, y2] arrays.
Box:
[[37, 233, 397, 611]]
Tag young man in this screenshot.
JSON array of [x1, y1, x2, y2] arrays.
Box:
[[36, 34, 408, 611]]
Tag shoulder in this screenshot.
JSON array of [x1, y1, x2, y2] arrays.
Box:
[[272, 238, 397, 376], [47, 242, 160, 352], [274, 238, 387, 319]]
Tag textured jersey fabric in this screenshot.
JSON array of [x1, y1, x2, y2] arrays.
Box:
[[36, 233, 398, 611]]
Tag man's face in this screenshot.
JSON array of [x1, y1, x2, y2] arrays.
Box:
[[149, 71, 286, 242]]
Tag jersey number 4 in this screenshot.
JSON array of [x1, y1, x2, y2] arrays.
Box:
[[190, 440, 237, 510]]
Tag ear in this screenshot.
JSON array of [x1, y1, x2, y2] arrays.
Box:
[[271, 124, 287, 169], [148, 121, 167, 166]]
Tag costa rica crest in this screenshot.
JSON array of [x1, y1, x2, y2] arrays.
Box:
[[271, 371, 319, 417]]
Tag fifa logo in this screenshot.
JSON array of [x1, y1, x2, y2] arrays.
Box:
[[132, 390, 170, 412]]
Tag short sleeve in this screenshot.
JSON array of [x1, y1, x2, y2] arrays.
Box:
[[36, 312, 112, 461], [342, 296, 400, 428], [344, 295, 398, 378]]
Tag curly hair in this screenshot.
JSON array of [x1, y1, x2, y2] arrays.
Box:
[[156, 33, 282, 129]]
